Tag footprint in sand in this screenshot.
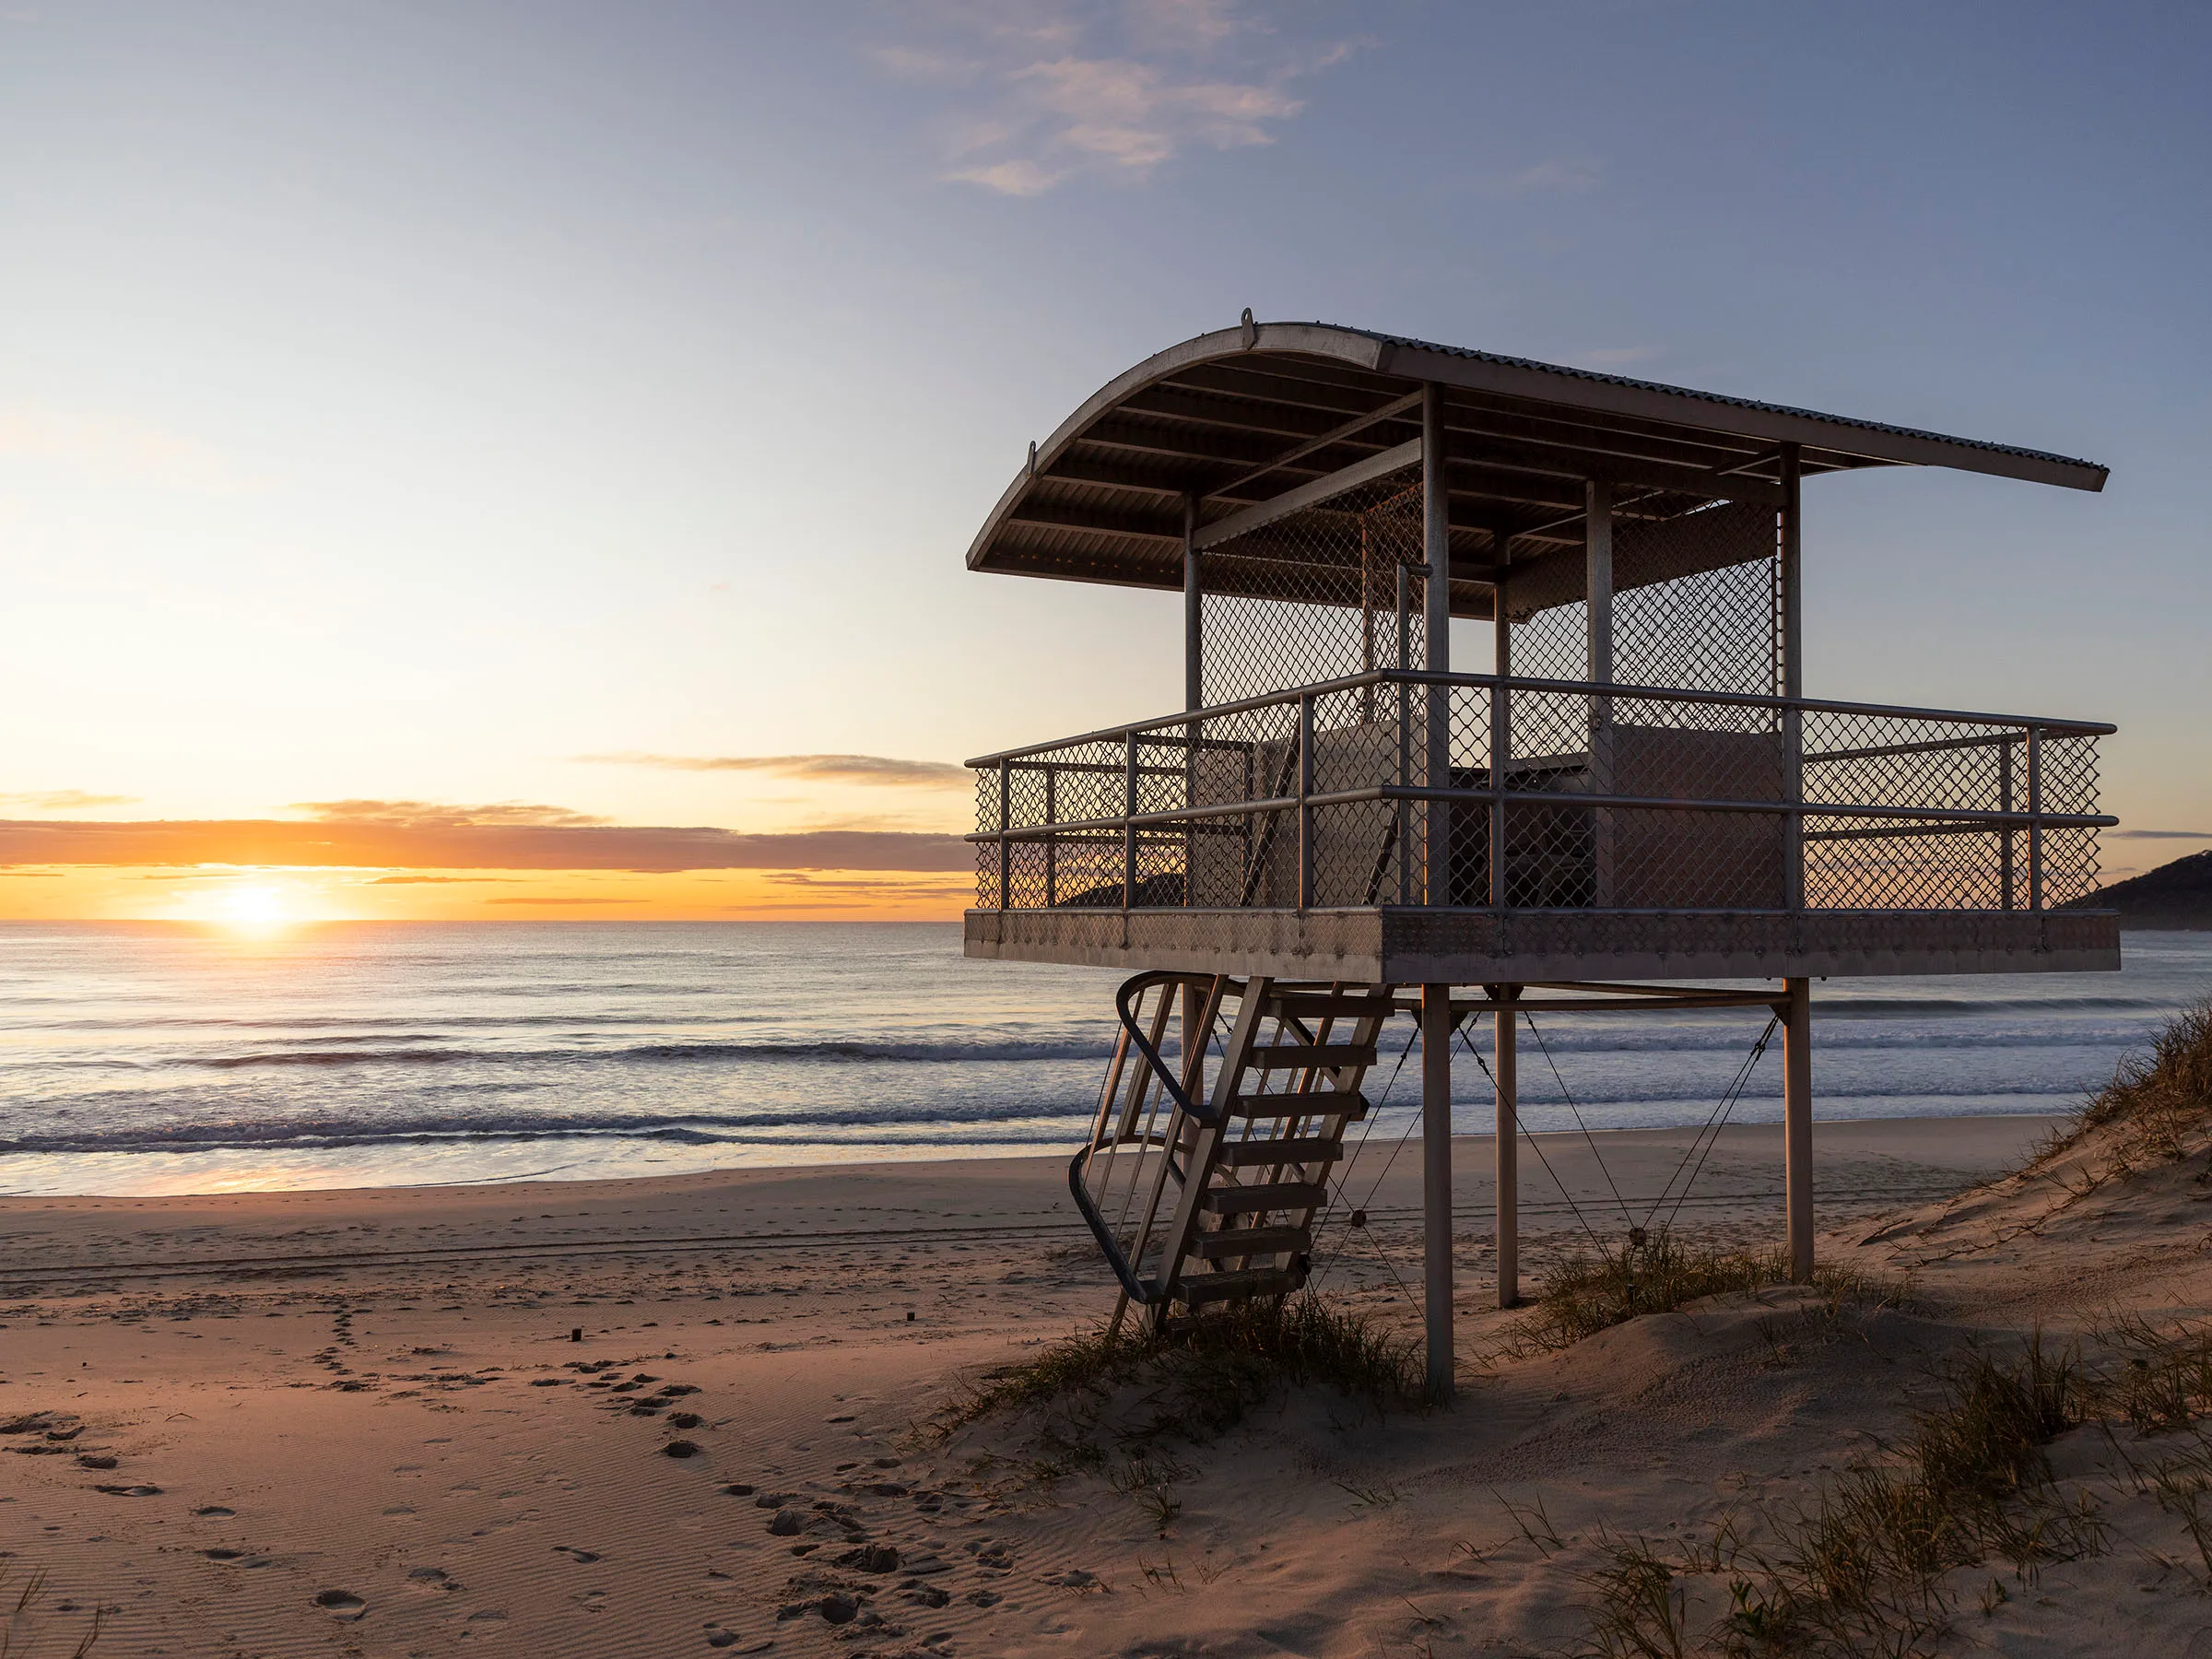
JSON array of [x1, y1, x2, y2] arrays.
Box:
[[93, 1484, 161, 1498], [194, 1505, 235, 1518], [312, 1589, 367, 1620]]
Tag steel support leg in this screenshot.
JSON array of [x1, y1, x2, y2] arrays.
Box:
[[1421, 983, 1455, 1400], [1494, 991, 1518, 1309], [1783, 977, 1813, 1284]]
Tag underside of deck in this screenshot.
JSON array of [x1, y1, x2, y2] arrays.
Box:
[[963, 906, 2123, 982]]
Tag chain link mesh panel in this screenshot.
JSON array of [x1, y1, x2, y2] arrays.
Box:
[[1503, 502, 1781, 709], [1198, 471, 1426, 707], [973, 688, 2104, 915]]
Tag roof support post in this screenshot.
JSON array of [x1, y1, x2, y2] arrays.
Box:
[[1421, 982, 1456, 1400], [1491, 528, 1512, 911], [1781, 443, 1805, 912], [1182, 493, 1203, 712], [1397, 562, 1417, 906], [1585, 480, 1615, 908], [1182, 493, 1202, 914], [1423, 385, 1452, 906]]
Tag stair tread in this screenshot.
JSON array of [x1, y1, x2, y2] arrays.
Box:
[[1248, 1043, 1376, 1069], [1228, 1090, 1368, 1120], [1265, 994, 1397, 1017], [1202, 1181, 1330, 1214], [1191, 1224, 1310, 1258], [1216, 1136, 1342, 1168], [1174, 1265, 1306, 1306]]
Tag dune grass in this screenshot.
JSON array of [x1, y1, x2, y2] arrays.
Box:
[[1574, 1335, 2103, 1658], [935, 1289, 1424, 1448], [1501, 1230, 1897, 1358], [2039, 999, 2212, 1170], [0, 1564, 102, 1659]]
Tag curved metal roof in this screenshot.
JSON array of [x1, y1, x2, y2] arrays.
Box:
[[966, 321, 2108, 614]]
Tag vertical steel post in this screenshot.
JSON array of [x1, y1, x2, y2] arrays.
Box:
[[1494, 985, 1519, 1308], [1044, 765, 1058, 908], [1123, 732, 1138, 911], [996, 760, 1011, 910], [1584, 479, 1614, 684], [1396, 562, 1415, 906], [1297, 692, 1315, 911], [1183, 493, 1203, 713], [1422, 385, 1452, 906], [1183, 504, 1202, 919], [1783, 976, 1813, 1283], [2000, 735, 2016, 911], [1781, 444, 1806, 912], [1421, 982, 1455, 1399], [1585, 479, 1615, 907], [1490, 529, 1512, 911], [2027, 726, 2044, 913]]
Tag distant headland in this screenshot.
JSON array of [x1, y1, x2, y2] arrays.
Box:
[[2067, 849, 2212, 929]]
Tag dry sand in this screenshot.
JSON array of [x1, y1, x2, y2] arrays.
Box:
[[7, 1112, 2206, 1657]]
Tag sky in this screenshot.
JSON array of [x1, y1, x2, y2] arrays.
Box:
[[0, 0, 2206, 923]]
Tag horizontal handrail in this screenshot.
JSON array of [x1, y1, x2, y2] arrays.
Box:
[[966, 786, 2114, 843], [965, 667, 2115, 768], [1066, 970, 1220, 1306]]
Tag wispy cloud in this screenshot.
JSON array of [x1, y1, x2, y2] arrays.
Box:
[[295, 799, 612, 829], [0, 790, 138, 812], [483, 896, 645, 905], [763, 872, 977, 898], [877, 1, 1355, 194], [574, 753, 968, 787], [0, 804, 971, 873], [2110, 829, 2212, 840], [364, 874, 524, 885]]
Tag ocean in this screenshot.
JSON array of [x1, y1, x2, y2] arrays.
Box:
[[0, 921, 2204, 1197]]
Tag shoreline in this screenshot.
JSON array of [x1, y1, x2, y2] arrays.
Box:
[[0, 1115, 2059, 1285], [0, 1107, 2078, 1204]]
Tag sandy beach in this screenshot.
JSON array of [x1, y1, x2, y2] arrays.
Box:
[[1, 1112, 2133, 1659]]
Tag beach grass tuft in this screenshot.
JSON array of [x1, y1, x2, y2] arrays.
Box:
[[1, 1562, 103, 1659], [935, 1289, 1424, 1447], [1571, 1334, 2104, 1657], [2038, 999, 2212, 1170], [1500, 1231, 1896, 1357]]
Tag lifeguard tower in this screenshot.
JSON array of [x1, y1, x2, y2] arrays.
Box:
[[962, 317, 2116, 1394]]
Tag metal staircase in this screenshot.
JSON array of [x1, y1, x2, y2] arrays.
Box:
[[1069, 971, 1394, 1324]]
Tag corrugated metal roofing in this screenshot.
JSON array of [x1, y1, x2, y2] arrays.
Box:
[[966, 321, 2111, 606], [1352, 328, 2105, 477]]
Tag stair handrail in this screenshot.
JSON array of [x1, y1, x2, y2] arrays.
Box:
[[1067, 970, 1227, 1304]]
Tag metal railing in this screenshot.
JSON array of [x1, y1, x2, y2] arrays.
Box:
[[1068, 971, 1218, 1306], [967, 669, 2114, 914]]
